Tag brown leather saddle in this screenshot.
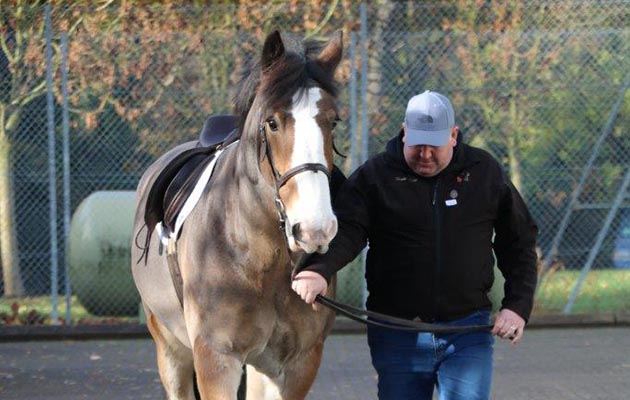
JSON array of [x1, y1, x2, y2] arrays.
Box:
[[138, 115, 240, 263], [161, 115, 240, 232]]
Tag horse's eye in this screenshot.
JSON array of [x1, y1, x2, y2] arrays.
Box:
[[267, 118, 279, 132]]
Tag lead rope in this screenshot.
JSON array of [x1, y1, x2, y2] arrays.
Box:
[[291, 244, 493, 334]]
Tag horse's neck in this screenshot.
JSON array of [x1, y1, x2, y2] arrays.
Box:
[[210, 145, 291, 279], [221, 138, 284, 243]]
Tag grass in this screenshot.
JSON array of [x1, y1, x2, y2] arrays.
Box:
[[533, 269, 630, 315], [0, 295, 137, 325], [1, 269, 629, 325]]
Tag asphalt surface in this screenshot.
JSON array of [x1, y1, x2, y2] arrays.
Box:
[[0, 327, 628, 400]]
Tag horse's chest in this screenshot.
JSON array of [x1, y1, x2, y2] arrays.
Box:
[[246, 314, 327, 374]]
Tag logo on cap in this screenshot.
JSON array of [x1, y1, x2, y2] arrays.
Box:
[[417, 114, 433, 124]]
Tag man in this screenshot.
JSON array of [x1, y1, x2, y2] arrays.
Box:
[[292, 90, 538, 399]]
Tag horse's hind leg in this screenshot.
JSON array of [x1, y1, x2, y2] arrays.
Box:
[[147, 312, 196, 400]]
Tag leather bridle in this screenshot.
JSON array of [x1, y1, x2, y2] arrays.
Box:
[[259, 121, 331, 241]]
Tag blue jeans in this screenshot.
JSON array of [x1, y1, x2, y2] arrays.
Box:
[[367, 311, 494, 400]]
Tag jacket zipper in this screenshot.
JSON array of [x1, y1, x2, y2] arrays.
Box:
[[432, 179, 439, 205], [432, 178, 442, 321]]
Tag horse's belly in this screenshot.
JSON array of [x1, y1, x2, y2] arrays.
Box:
[[132, 239, 191, 348], [131, 142, 198, 349]]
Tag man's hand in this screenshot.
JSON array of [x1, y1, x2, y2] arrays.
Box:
[[291, 271, 328, 311], [492, 308, 526, 345]]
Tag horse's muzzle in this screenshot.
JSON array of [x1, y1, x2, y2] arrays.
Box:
[[289, 217, 337, 254]]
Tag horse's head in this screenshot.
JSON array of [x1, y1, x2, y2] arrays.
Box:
[[235, 31, 343, 254]]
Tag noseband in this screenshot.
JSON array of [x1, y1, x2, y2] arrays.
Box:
[[259, 122, 331, 238]]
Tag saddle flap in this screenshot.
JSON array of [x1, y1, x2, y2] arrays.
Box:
[[163, 154, 215, 233]]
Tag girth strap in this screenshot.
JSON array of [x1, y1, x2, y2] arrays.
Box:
[[166, 239, 184, 308]]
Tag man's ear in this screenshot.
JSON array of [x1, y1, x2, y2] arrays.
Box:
[[450, 126, 459, 146]]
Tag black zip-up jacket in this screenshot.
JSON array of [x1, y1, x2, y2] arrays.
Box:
[[304, 132, 538, 322]]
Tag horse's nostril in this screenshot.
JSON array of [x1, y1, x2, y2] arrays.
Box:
[[292, 223, 302, 239]]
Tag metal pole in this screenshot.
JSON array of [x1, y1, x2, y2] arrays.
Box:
[[349, 32, 358, 171], [540, 73, 630, 278], [45, 4, 60, 325], [359, 2, 369, 307], [359, 2, 368, 164], [61, 32, 72, 325], [564, 168, 630, 314]]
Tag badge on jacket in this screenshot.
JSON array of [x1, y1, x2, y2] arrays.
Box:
[[446, 187, 459, 207]]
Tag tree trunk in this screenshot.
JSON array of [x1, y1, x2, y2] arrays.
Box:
[[0, 105, 24, 297]]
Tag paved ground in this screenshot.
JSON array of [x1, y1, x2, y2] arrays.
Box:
[[0, 327, 628, 399]]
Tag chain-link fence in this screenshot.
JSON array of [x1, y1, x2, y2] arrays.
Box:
[[1, 1, 629, 326]]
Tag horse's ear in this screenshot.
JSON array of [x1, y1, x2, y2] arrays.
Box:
[[262, 30, 285, 71], [317, 30, 343, 75]]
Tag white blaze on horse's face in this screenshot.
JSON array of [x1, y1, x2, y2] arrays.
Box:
[[285, 87, 338, 254]]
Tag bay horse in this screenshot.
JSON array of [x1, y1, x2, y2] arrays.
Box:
[[131, 30, 343, 400]]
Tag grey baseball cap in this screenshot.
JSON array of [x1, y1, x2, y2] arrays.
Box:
[[404, 90, 455, 147]]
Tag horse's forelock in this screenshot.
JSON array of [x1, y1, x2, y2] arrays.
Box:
[[261, 52, 338, 112], [233, 38, 338, 130]]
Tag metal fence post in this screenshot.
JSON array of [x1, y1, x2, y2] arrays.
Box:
[[45, 4, 60, 325], [349, 31, 358, 171], [359, 2, 368, 164], [61, 31, 72, 325], [359, 2, 369, 307]]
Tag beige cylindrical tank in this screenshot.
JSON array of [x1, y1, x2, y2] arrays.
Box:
[[68, 191, 139, 316]]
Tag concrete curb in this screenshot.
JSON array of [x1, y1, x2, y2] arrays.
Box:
[[0, 323, 150, 341], [1, 313, 629, 342]]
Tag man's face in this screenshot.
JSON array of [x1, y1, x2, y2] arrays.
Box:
[[402, 126, 458, 177]]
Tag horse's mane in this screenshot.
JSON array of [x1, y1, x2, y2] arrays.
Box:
[[232, 34, 339, 130]]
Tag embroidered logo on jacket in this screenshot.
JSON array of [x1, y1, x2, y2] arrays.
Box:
[[456, 171, 470, 184]]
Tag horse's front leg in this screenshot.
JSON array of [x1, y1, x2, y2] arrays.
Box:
[[278, 339, 326, 400], [193, 337, 244, 400]]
